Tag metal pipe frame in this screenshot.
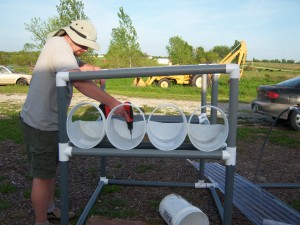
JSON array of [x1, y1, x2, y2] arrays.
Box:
[[209, 186, 224, 222], [76, 181, 106, 225], [256, 183, 300, 189], [57, 64, 240, 225], [108, 179, 200, 188], [70, 148, 225, 159]]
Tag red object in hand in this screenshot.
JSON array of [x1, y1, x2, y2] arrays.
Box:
[[99, 104, 110, 118], [124, 102, 134, 137], [124, 102, 134, 122], [99, 102, 134, 138]]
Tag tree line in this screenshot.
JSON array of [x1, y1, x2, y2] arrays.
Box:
[[1, 0, 299, 70]]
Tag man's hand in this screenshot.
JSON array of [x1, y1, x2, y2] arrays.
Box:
[[108, 101, 130, 122]]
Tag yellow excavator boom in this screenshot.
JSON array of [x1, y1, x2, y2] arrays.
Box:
[[219, 40, 247, 77], [133, 40, 247, 87], [133, 77, 146, 86]]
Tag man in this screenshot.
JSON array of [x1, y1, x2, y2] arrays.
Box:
[[20, 20, 126, 225]]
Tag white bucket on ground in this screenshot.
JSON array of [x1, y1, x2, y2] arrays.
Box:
[[106, 103, 146, 150], [187, 105, 228, 152], [67, 102, 106, 149], [159, 194, 209, 225], [147, 104, 187, 151]]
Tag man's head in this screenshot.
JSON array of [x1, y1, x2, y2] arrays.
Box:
[[48, 20, 100, 51]]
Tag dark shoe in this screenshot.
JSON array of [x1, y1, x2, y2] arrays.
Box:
[[47, 208, 75, 220]]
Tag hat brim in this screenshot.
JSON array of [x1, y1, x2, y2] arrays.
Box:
[[48, 27, 100, 51]]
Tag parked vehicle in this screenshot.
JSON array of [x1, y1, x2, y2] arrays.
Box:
[[133, 40, 248, 88], [251, 76, 300, 131], [0, 65, 32, 85]]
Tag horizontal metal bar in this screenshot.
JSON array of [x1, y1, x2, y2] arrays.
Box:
[[97, 140, 197, 150], [69, 64, 227, 80], [71, 148, 224, 159], [256, 183, 300, 189], [108, 179, 196, 188]]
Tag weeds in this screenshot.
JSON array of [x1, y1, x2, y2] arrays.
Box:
[[136, 164, 155, 174], [0, 183, 17, 194], [90, 198, 137, 218], [0, 200, 12, 210]]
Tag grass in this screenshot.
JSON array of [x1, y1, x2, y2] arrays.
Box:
[[237, 127, 300, 148], [0, 115, 23, 144], [1, 67, 299, 103], [0, 84, 29, 94], [291, 200, 300, 211], [0, 175, 5, 181], [0, 200, 12, 210], [70, 104, 102, 121], [23, 189, 31, 199], [0, 183, 17, 193], [89, 198, 137, 218], [147, 199, 160, 209], [136, 164, 155, 174], [246, 62, 300, 71], [101, 185, 122, 194]]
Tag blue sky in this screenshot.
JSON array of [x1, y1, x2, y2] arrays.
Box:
[[1, 0, 300, 61]]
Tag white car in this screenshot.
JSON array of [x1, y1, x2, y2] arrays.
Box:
[[0, 65, 32, 85]]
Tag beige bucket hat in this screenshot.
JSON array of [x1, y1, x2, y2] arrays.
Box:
[[48, 20, 100, 50]]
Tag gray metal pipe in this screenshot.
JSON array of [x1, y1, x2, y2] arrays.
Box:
[[76, 181, 106, 225], [201, 73, 207, 112], [100, 157, 106, 177], [57, 86, 70, 225], [257, 183, 300, 189], [198, 159, 206, 180], [68, 64, 227, 80], [227, 78, 239, 147], [71, 148, 224, 159], [209, 186, 224, 222], [223, 165, 235, 225], [211, 74, 219, 124], [108, 179, 196, 188], [97, 140, 197, 150]]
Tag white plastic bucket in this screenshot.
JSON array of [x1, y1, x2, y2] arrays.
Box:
[[147, 104, 187, 151], [159, 194, 209, 225], [187, 105, 228, 152], [67, 102, 106, 149], [106, 103, 146, 150]]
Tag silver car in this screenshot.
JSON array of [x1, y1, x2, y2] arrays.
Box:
[[251, 76, 300, 131], [0, 65, 32, 85]]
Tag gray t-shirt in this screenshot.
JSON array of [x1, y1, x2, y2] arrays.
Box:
[[21, 36, 79, 131]]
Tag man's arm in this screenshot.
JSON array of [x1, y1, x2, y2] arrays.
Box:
[[70, 65, 127, 117], [79, 62, 106, 89], [72, 80, 119, 109]]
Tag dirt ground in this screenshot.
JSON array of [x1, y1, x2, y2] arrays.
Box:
[[0, 93, 299, 225]]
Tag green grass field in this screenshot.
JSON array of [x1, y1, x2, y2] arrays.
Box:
[[1, 65, 299, 103]]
